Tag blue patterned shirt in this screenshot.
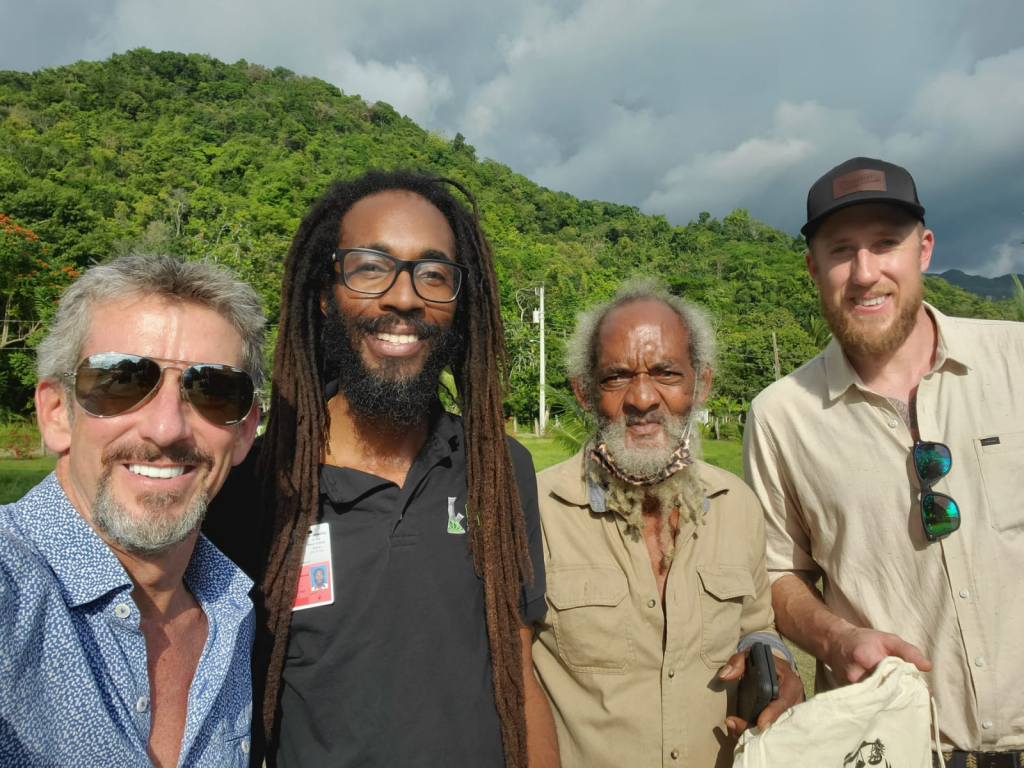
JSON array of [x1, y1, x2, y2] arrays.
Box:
[[0, 473, 254, 767]]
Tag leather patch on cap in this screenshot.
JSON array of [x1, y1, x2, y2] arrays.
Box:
[[833, 169, 887, 199]]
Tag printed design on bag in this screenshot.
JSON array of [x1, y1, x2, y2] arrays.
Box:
[[843, 739, 892, 768], [446, 496, 466, 534]]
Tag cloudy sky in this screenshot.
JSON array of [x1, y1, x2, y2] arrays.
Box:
[[3, 0, 1023, 276]]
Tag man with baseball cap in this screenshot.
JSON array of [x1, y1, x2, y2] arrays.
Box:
[[743, 157, 1024, 766]]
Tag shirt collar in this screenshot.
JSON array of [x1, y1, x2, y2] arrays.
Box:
[[319, 403, 459, 506], [824, 301, 971, 402], [185, 535, 254, 614], [17, 473, 134, 608]]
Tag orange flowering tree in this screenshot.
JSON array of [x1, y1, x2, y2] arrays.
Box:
[[1, 213, 79, 411]]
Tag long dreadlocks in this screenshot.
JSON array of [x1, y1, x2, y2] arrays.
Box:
[[256, 170, 533, 767]]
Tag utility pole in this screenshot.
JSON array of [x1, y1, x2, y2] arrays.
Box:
[[772, 331, 781, 381], [535, 284, 546, 433]]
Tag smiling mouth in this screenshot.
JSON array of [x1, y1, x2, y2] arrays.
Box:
[[376, 332, 420, 344], [854, 294, 890, 307], [127, 464, 188, 479]]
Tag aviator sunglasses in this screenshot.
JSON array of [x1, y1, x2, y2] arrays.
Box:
[[913, 440, 961, 541], [64, 352, 256, 427]]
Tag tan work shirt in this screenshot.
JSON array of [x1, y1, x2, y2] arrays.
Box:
[[743, 304, 1024, 751], [533, 451, 780, 768]]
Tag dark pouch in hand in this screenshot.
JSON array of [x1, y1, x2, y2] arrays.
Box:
[[737, 642, 780, 724]]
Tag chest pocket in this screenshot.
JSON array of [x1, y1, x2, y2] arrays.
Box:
[[977, 431, 1024, 532], [546, 565, 634, 674], [697, 565, 755, 668]]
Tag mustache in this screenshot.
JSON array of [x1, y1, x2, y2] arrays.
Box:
[[352, 313, 442, 339], [102, 443, 215, 470], [623, 413, 668, 426]]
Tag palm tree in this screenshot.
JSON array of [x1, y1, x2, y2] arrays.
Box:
[[1012, 274, 1024, 322], [545, 385, 595, 454]]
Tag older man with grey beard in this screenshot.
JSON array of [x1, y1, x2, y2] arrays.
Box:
[[530, 277, 802, 768]]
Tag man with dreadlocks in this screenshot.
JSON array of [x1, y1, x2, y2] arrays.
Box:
[[530, 277, 803, 767], [205, 170, 558, 768]]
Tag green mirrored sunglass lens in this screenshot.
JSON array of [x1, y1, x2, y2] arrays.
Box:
[[914, 444, 951, 480], [922, 493, 961, 537]]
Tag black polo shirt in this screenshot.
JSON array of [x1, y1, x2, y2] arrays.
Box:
[[265, 409, 546, 768]]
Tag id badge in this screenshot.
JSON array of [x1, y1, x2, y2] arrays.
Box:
[[292, 523, 334, 611]]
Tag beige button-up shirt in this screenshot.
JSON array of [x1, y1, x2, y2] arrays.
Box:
[[743, 304, 1024, 751], [533, 451, 780, 768]]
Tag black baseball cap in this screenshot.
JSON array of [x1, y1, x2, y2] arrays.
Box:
[[802, 157, 925, 239]]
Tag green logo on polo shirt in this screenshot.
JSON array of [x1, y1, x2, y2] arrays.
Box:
[[446, 496, 466, 534]]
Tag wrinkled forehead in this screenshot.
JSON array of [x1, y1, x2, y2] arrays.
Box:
[[595, 299, 691, 369]]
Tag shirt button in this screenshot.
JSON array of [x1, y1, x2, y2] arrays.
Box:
[[982, 721, 993, 729], [671, 749, 679, 759], [647, 599, 657, 608], [887, 419, 899, 428], [135, 696, 149, 713], [668, 669, 675, 678], [975, 657, 985, 667], [241, 739, 250, 754], [114, 603, 131, 619], [959, 588, 970, 598]]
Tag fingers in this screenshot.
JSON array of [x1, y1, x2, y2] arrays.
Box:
[[718, 651, 747, 681], [893, 639, 933, 672], [757, 661, 804, 730], [725, 716, 748, 740]]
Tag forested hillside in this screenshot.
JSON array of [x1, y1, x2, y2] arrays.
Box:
[[1, 49, 1016, 419]]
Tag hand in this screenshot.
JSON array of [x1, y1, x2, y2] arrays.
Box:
[[826, 625, 932, 685], [720, 652, 805, 739]]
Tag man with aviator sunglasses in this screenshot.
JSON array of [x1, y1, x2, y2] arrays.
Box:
[[744, 158, 1024, 765], [0, 253, 265, 767]]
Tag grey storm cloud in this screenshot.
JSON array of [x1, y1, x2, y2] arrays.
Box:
[[2, 0, 1022, 275]]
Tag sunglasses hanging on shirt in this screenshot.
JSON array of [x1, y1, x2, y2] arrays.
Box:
[[912, 440, 961, 541]]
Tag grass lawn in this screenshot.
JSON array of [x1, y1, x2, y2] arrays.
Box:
[[0, 456, 56, 504]]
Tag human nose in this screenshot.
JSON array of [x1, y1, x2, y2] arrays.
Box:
[[379, 265, 426, 315], [623, 374, 659, 415], [851, 248, 881, 286], [134, 369, 194, 446]]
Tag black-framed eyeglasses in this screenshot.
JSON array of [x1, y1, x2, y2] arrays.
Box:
[[913, 440, 961, 541], [63, 352, 256, 427], [332, 248, 465, 303]]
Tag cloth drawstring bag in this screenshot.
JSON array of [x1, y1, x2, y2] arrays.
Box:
[[733, 657, 941, 768]]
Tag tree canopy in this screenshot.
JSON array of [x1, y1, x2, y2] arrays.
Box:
[[0, 49, 1016, 419]]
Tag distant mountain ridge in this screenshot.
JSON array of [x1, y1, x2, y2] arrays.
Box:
[[937, 269, 1023, 300]]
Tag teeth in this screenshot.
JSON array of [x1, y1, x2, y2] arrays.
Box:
[[376, 332, 419, 344], [128, 464, 186, 479], [857, 296, 887, 307]]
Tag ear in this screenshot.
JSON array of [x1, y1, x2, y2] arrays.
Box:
[[918, 229, 934, 273], [319, 291, 329, 317], [231, 402, 260, 466], [804, 248, 820, 286], [36, 379, 72, 455], [696, 367, 713, 405], [571, 378, 591, 412]]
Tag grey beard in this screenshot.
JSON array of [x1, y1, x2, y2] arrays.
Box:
[[92, 470, 208, 556], [595, 411, 697, 479]]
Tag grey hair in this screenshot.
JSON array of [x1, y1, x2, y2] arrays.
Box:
[[36, 253, 266, 390], [565, 275, 716, 404]]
